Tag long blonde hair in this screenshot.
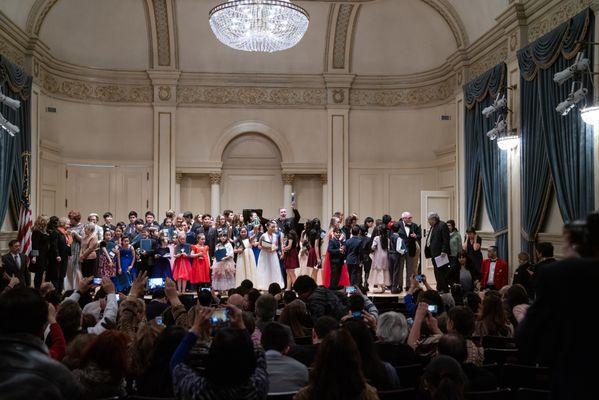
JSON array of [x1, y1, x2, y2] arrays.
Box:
[[32, 215, 49, 232]]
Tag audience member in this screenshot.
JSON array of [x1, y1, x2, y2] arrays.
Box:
[[342, 318, 400, 390], [474, 291, 514, 337], [288, 315, 339, 367], [512, 252, 535, 298], [261, 322, 309, 393], [408, 302, 443, 359], [421, 355, 466, 400], [279, 299, 313, 338], [375, 311, 419, 366], [437, 334, 497, 391], [0, 287, 83, 399], [503, 284, 529, 328], [171, 305, 268, 400], [293, 329, 379, 400], [72, 330, 129, 399], [293, 275, 346, 322], [447, 306, 483, 366]]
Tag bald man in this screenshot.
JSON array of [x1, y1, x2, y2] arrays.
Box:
[[397, 211, 422, 291], [227, 293, 245, 309]]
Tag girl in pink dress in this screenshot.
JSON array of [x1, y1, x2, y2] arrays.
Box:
[[172, 233, 191, 293]]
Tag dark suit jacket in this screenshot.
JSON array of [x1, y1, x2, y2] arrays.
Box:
[[398, 222, 422, 257], [327, 237, 345, 264], [480, 258, 509, 289], [344, 237, 362, 265], [517, 257, 599, 400], [425, 221, 450, 259], [1, 252, 27, 286], [276, 208, 301, 232], [512, 262, 535, 297]]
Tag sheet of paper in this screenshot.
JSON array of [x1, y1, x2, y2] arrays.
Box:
[[434, 253, 450, 268]]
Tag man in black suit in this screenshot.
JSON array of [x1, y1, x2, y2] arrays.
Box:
[[424, 212, 451, 292], [327, 228, 345, 290], [345, 226, 364, 287], [1, 240, 28, 288], [276, 201, 301, 232], [398, 211, 422, 291], [196, 214, 218, 258], [517, 213, 599, 400]]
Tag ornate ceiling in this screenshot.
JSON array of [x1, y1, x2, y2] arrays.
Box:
[[0, 0, 507, 75]]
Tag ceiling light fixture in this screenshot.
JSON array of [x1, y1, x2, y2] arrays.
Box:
[[209, 0, 310, 53]]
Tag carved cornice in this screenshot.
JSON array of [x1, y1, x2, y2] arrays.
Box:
[[25, 0, 58, 36], [469, 44, 509, 77], [0, 35, 25, 68], [177, 86, 326, 107], [527, 0, 592, 41], [350, 76, 456, 107]]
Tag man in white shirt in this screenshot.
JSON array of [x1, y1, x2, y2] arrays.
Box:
[[262, 322, 309, 394]]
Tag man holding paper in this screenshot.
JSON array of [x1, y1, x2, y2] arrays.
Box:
[[424, 212, 451, 292]]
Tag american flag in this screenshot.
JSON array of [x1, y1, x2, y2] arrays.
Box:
[[16, 151, 32, 259]]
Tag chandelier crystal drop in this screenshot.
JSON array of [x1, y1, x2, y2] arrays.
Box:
[[209, 0, 310, 53]]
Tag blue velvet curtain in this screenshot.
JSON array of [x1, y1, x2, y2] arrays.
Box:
[[518, 8, 595, 253], [0, 55, 32, 228], [463, 63, 509, 260]]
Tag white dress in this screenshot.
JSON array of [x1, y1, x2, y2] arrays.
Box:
[[235, 238, 258, 287], [368, 235, 390, 287], [256, 232, 284, 290]]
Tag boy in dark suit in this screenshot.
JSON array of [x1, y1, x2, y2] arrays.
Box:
[[327, 228, 345, 290], [344, 226, 363, 288], [1, 240, 28, 287]]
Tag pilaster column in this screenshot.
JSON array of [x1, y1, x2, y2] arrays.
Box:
[[209, 173, 222, 217], [175, 173, 183, 212], [282, 173, 295, 213], [324, 74, 354, 216], [320, 173, 329, 222]]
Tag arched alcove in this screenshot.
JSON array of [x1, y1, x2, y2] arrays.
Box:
[[220, 133, 283, 219]]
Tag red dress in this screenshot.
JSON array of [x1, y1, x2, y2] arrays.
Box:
[[172, 254, 191, 281], [190, 244, 211, 284], [321, 232, 350, 288]]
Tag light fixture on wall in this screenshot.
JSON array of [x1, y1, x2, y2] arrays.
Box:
[[555, 82, 588, 116], [0, 88, 21, 110], [497, 134, 520, 151], [209, 0, 310, 53], [0, 88, 21, 137], [554, 52, 592, 116]]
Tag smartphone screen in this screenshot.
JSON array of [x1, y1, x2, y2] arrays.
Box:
[[148, 278, 165, 290], [200, 287, 212, 293], [346, 286, 356, 295], [155, 316, 163, 325], [416, 274, 424, 282], [211, 308, 229, 325], [428, 304, 438, 314], [351, 310, 362, 318], [92, 277, 102, 285]]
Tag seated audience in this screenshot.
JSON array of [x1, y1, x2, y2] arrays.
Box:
[[171, 305, 268, 400], [503, 284, 529, 328], [293, 329, 379, 400], [62, 333, 97, 370], [145, 288, 169, 321], [342, 318, 400, 390], [474, 291, 514, 337], [262, 322, 309, 393], [288, 315, 339, 367], [136, 325, 186, 398], [279, 299, 313, 338], [480, 246, 508, 290], [446, 306, 483, 366], [421, 355, 467, 400], [293, 275, 347, 322], [375, 311, 419, 366], [437, 334, 497, 391], [0, 287, 83, 399], [72, 330, 129, 399]]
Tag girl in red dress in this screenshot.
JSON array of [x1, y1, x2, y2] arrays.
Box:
[[190, 233, 211, 286], [172, 233, 191, 293]]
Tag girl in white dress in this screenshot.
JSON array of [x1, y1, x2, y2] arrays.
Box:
[[212, 232, 236, 292], [234, 226, 257, 287], [368, 224, 390, 293], [256, 221, 285, 290]]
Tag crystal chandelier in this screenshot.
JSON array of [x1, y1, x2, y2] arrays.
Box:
[[209, 0, 310, 53], [497, 134, 519, 151], [581, 105, 599, 126]]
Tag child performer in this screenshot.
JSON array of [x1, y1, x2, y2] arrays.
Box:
[[190, 233, 211, 287], [113, 236, 135, 292], [97, 230, 116, 279], [256, 221, 285, 290], [234, 227, 257, 287], [212, 232, 235, 292], [172, 233, 191, 293], [152, 232, 173, 280]]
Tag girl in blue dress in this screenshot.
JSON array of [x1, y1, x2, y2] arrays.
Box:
[[152, 233, 173, 280], [113, 236, 135, 292]]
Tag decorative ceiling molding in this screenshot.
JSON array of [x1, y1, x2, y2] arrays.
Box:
[[177, 86, 327, 108], [329, 3, 360, 71], [25, 0, 58, 36], [145, 0, 177, 69], [421, 0, 469, 48], [469, 43, 509, 77], [527, 0, 592, 41], [350, 76, 456, 108]]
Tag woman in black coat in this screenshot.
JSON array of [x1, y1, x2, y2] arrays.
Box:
[[30, 215, 51, 289], [46, 216, 70, 292]]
